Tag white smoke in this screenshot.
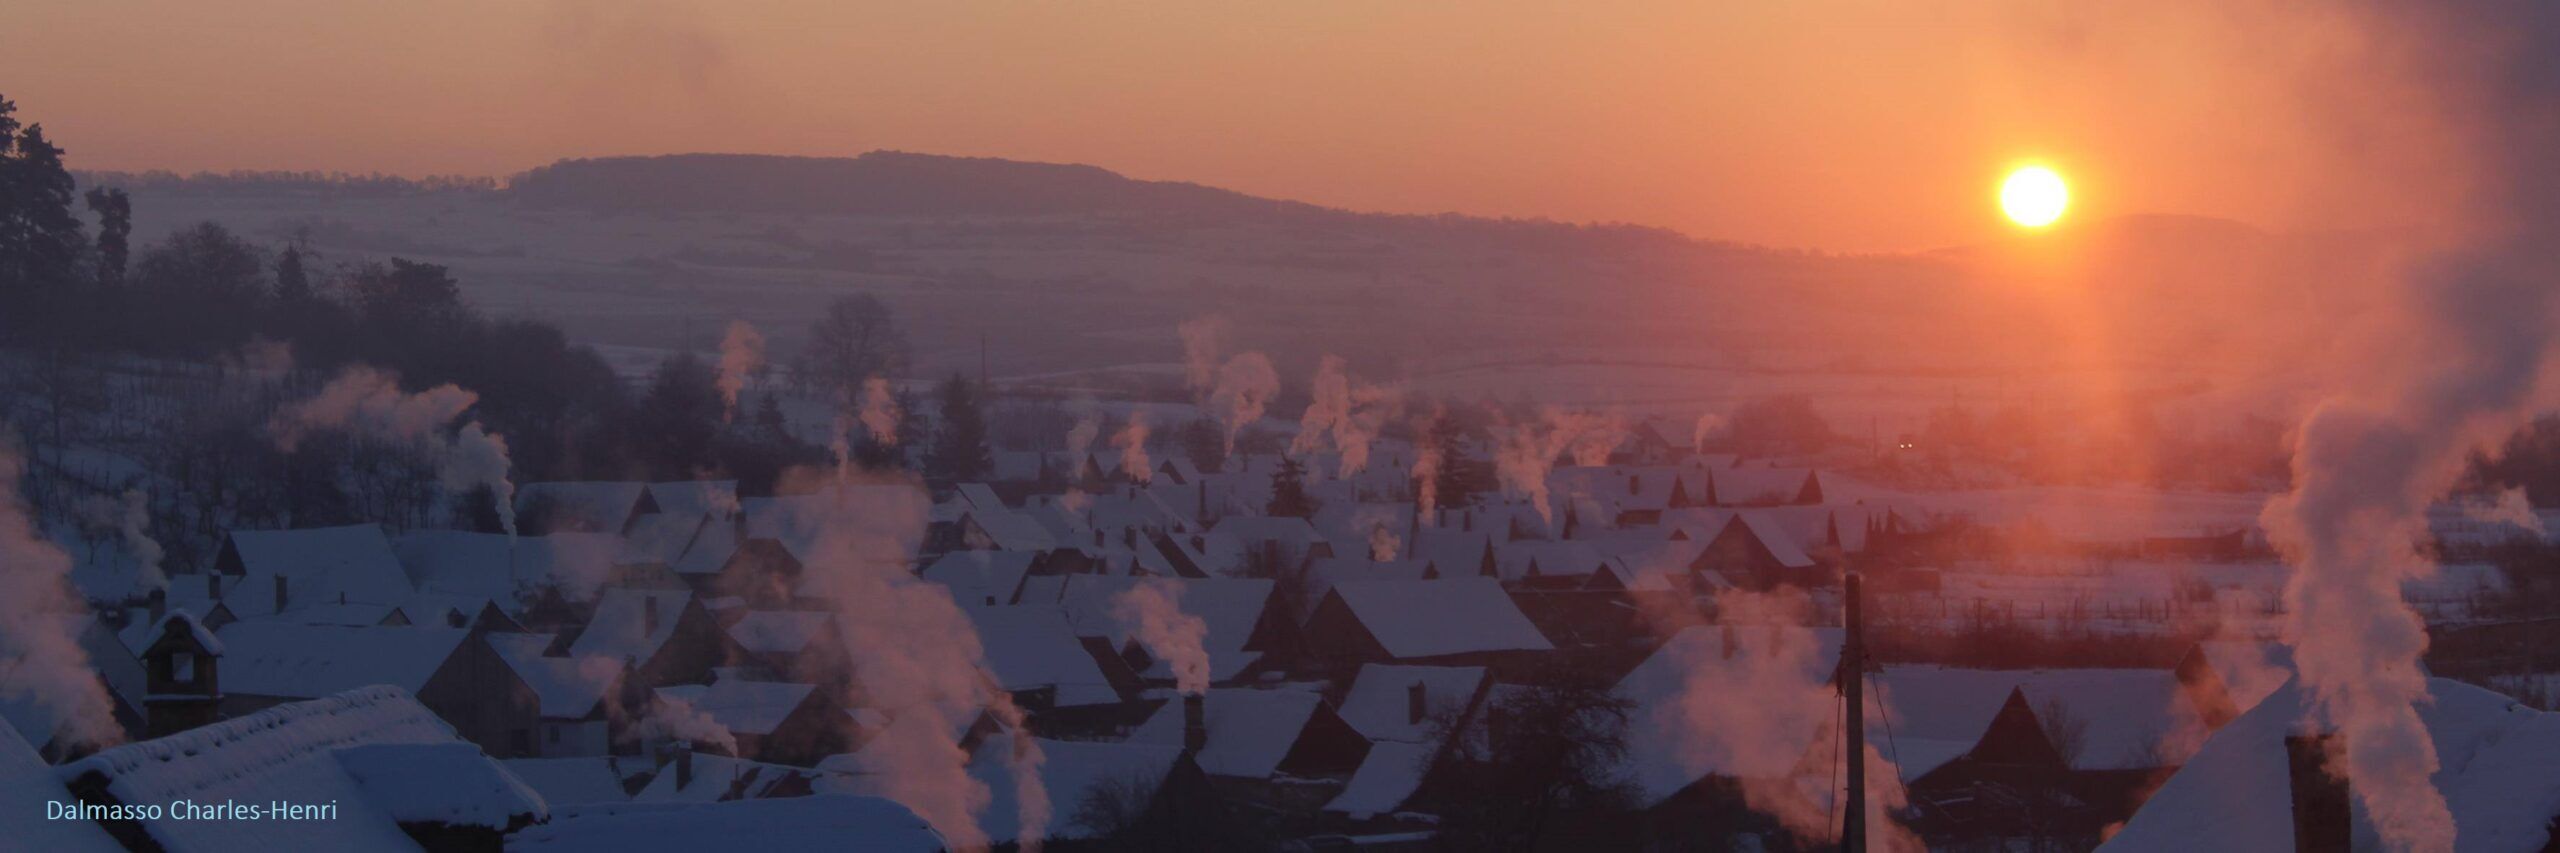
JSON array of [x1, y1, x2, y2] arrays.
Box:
[[113, 489, 164, 592], [2460, 486, 2544, 537], [273, 366, 518, 535], [1177, 316, 1227, 399], [1693, 412, 1727, 452], [1292, 355, 1403, 477], [1412, 405, 1447, 519], [1110, 580, 1210, 695], [1208, 353, 1279, 461], [1492, 408, 1628, 527], [717, 319, 767, 424], [624, 691, 740, 756], [781, 467, 1048, 851], [860, 376, 900, 446], [0, 439, 124, 751], [1114, 411, 1153, 485]]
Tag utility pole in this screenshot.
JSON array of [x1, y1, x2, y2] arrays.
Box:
[[1841, 571, 1868, 853]]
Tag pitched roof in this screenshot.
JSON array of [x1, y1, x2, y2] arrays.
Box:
[[648, 480, 740, 520], [919, 551, 1039, 608], [963, 606, 1122, 707], [1059, 576, 1276, 681], [1612, 623, 1843, 804], [490, 637, 620, 719], [1337, 664, 1488, 744], [1127, 687, 1326, 778], [1325, 579, 1553, 658], [517, 482, 657, 533], [214, 622, 471, 698], [219, 525, 415, 615], [2103, 678, 2560, 853], [655, 680, 820, 737], [1323, 740, 1436, 819], [499, 756, 641, 807], [57, 686, 541, 852], [965, 738, 1183, 844], [728, 610, 836, 654], [0, 716, 118, 851], [569, 589, 695, 664], [1876, 665, 2210, 772]]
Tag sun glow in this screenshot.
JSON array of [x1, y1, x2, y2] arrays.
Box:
[[2000, 166, 2070, 228]]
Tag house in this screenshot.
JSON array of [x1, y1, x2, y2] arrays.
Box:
[[944, 737, 1245, 850], [1058, 576, 1286, 685], [649, 479, 741, 521], [207, 619, 544, 757], [517, 481, 663, 535], [0, 715, 119, 851], [1873, 666, 2211, 842], [199, 524, 416, 620], [1707, 465, 1824, 506], [393, 529, 626, 615], [1613, 622, 1843, 846], [488, 633, 632, 757], [726, 610, 847, 684], [653, 678, 849, 765], [2102, 678, 2560, 853], [1125, 686, 1369, 779], [681, 536, 805, 606], [1698, 511, 1824, 590], [1321, 664, 1493, 819], [629, 744, 827, 802], [1298, 579, 1554, 668], [136, 609, 223, 738], [507, 793, 943, 853], [922, 550, 1040, 607], [56, 686, 545, 852], [965, 606, 1128, 715], [568, 589, 736, 688]]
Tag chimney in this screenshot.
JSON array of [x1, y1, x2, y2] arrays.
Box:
[[1182, 694, 1207, 753], [1406, 682, 1427, 725], [272, 574, 289, 613], [643, 595, 661, 635], [1124, 527, 1137, 548], [206, 572, 220, 599], [2286, 734, 2349, 853], [1095, 529, 1106, 548], [147, 588, 166, 625], [675, 740, 695, 790]]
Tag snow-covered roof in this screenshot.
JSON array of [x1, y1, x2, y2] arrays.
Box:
[[1211, 515, 1327, 547], [1876, 665, 2209, 772], [1612, 623, 1843, 804], [1731, 511, 1816, 568], [1323, 740, 1436, 819], [1338, 664, 1488, 744], [219, 524, 416, 615], [57, 686, 541, 851], [333, 742, 547, 829], [1324, 579, 1554, 659], [569, 589, 694, 665], [966, 738, 1184, 844], [965, 509, 1062, 552], [620, 512, 708, 565], [963, 606, 1121, 707], [654, 680, 818, 736], [0, 716, 119, 851], [1492, 539, 1612, 582], [509, 794, 942, 852], [500, 756, 640, 807], [920, 551, 1038, 608], [1059, 575, 1275, 682], [393, 530, 625, 609], [1127, 686, 1326, 778], [2102, 678, 2560, 853], [214, 622, 470, 698], [489, 638, 618, 719], [2191, 640, 2295, 717], [630, 751, 819, 802]]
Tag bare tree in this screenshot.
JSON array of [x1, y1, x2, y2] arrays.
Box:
[[793, 293, 909, 399], [2037, 696, 2090, 769]]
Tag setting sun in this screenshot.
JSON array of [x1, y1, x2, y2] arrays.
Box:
[[2001, 166, 2071, 228]]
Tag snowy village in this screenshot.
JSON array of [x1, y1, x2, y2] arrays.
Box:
[[7, 4, 2560, 852]]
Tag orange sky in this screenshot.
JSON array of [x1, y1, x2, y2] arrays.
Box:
[[0, 1, 2462, 251]]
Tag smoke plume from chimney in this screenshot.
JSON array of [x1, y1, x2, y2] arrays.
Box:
[[273, 366, 518, 535], [717, 319, 766, 423], [1110, 580, 1210, 695], [0, 439, 124, 751]]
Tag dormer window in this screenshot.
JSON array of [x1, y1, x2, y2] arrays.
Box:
[[171, 652, 195, 683]]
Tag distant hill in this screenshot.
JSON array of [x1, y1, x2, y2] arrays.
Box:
[[504, 151, 1330, 220]]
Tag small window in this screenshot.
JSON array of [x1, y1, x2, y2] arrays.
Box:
[[171, 652, 195, 683], [512, 729, 533, 755], [547, 727, 561, 744]]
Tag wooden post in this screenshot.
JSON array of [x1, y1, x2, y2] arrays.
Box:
[[1842, 571, 1867, 853]]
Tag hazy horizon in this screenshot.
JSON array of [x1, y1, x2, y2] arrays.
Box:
[[0, 0, 2483, 252]]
